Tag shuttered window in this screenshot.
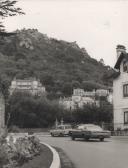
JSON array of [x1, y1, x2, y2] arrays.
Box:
[[124, 111, 128, 124], [123, 60, 128, 72], [123, 84, 128, 97]]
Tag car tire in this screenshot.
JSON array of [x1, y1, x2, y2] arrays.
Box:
[[59, 133, 63, 137], [51, 133, 54, 137], [85, 138, 89, 141], [69, 131, 72, 136], [100, 138, 104, 141], [71, 136, 75, 141]]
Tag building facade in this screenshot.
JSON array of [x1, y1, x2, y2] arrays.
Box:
[[113, 45, 128, 130], [9, 78, 46, 96], [59, 88, 112, 110]]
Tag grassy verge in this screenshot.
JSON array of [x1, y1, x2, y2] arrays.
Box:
[[20, 144, 53, 168], [55, 147, 76, 168]]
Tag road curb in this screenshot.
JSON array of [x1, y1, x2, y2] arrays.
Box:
[[40, 142, 61, 168]]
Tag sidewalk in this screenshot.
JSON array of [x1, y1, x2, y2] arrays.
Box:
[[34, 132, 50, 137]]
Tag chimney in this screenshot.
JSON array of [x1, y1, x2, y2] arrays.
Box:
[[116, 45, 126, 59]]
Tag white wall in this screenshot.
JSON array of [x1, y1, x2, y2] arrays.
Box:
[[113, 60, 128, 130]]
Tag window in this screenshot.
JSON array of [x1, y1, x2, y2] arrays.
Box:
[[124, 111, 128, 124], [123, 84, 128, 97], [123, 60, 128, 72], [65, 125, 72, 129], [58, 126, 64, 130]]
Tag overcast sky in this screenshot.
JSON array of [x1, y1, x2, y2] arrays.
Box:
[[4, 0, 128, 67]]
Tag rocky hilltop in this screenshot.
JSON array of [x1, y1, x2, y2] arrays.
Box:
[[0, 29, 114, 97]]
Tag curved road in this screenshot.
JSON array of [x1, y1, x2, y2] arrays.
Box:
[[37, 134, 128, 168]]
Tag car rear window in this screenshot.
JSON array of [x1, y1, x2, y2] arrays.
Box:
[[86, 126, 103, 131], [65, 126, 71, 129], [78, 125, 103, 131]]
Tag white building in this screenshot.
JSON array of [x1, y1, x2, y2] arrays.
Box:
[[107, 91, 113, 104], [96, 89, 108, 97], [113, 45, 128, 130], [9, 78, 46, 96], [59, 96, 96, 110], [59, 89, 98, 110], [59, 88, 112, 110], [59, 97, 75, 110], [73, 88, 96, 97], [73, 88, 110, 98]]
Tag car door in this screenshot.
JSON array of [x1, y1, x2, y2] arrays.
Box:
[[57, 125, 64, 135], [82, 126, 91, 138]]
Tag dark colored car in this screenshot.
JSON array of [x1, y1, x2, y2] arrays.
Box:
[[70, 124, 111, 141]]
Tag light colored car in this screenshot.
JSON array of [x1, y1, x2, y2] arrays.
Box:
[[50, 124, 72, 137], [70, 124, 111, 141]]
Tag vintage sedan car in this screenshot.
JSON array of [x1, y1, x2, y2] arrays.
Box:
[[70, 124, 111, 141], [50, 124, 72, 137]]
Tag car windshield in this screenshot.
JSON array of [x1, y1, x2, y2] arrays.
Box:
[[57, 125, 71, 129], [57, 126, 64, 129]]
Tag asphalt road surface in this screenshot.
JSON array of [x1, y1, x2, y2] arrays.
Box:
[[37, 134, 128, 168]]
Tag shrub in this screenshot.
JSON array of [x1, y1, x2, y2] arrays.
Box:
[[8, 125, 20, 133], [0, 135, 41, 168]]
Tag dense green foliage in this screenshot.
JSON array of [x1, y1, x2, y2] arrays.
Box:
[[61, 103, 113, 129], [0, 135, 40, 168], [0, 0, 24, 32], [6, 92, 113, 128], [0, 29, 114, 98], [0, 0, 24, 98], [7, 92, 61, 128], [72, 104, 113, 124]]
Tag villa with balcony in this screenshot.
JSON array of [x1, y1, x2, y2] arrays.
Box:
[[9, 78, 46, 96]]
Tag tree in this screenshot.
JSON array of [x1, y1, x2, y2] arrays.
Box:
[[0, 0, 24, 33], [72, 104, 113, 125], [62, 82, 73, 96], [0, 0, 24, 99], [41, 74, 54, 86], [72, 80, 81, 89], [7, 92, 62, 128], [82, 81, 98, 91], [0, 74, 10, 99]]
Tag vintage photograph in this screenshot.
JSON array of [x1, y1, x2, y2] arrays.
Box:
[[0, 0, 128, 168]]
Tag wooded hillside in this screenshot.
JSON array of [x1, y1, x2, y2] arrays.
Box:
[[0, 29, 114, 98]]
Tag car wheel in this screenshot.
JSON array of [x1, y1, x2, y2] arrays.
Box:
[[69, 131, 72, 136], [51, 133, 54, 137], [59, 133, 63, 137], [85, 138, 89, 141], [100, 138, 104, 141], [71, 136, 75, 141]]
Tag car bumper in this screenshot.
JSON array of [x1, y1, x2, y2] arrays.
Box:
[[71, 132, 111, 139], [90, 134, 110, 138]]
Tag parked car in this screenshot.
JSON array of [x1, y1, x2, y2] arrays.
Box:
[[50, 124, 72, 137], [70, 124, 111, 141]]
